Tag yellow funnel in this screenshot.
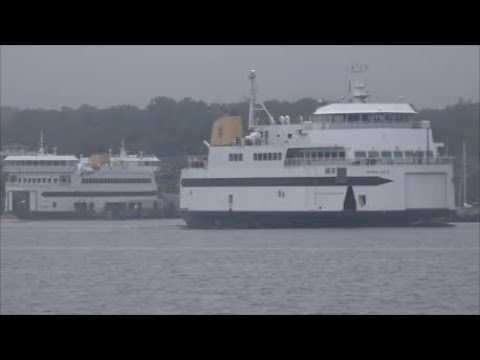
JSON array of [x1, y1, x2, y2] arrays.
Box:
[[210, 116, 243, 146]]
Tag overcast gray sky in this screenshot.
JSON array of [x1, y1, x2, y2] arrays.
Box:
[[1, 45, 478, 110]]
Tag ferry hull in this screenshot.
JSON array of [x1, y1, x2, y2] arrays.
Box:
[[181, 209, 454, 229], [11, 211, 162, 220]]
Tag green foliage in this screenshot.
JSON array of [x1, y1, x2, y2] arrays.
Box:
[[1, 98, 478, 200]]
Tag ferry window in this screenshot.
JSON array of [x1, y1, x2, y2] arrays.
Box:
[[381, 151, 392, 158], [324, 152, 331, 159], [268, 153, 272, 161], [229, 154, 234, 161], [333, 114, 344, 123], [325, 167, 330, 174], [278, 153, 282, 161], [396, 114, 404, 121], [233, 154, 238, 161], [53, 161, 60, 166], [39, 161, 45, 166], [48, 178, 52, 183], [393, 151, 403, 158], [311, 152, 316, 159], [414, 151, 424, 157], [273, 153, 278, 160], [368, 151, 379, 158], [348, 114, 360, 122], [32, 161, 38, 165], [339, 151, 345, 158], [374, 114, 384, 122], [253, 153, 258, 161], [358, 195, 366, 207], [27, 178, 32, 183], [318, 152, 323, 159], [331, 152, 338, 159], [9, 175, 17, 182], [54, 178, 58, 183], [18, 178, 23, 183], [26, 161, 32, 165], [60, 161, 66, 166], [361, 114, 370, 122], [332, 167, 336, 174], [239, 154, 243, 161], [288, 134, 292, 139], [262, 153, 268, 161], [52, 202, 56, 208], [32, 178, 36, 183], [42, 178, 47, 183], [405, 151, 414, 157], [355, 151, 367, 158], [385, 114, 395, 122]]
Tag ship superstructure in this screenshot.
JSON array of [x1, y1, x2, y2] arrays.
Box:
[[179, 68, 455, 228], [3, 136, 162, 219]]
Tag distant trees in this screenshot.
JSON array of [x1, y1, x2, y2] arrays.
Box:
[[1, 98, 478, 198]]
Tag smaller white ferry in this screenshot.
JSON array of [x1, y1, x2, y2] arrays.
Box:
[[2, 134, 162, 219]]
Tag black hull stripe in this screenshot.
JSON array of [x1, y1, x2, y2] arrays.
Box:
[[181, 176, 392, 187], [41, 191, 158, 197]]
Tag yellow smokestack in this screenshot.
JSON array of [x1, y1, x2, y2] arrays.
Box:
[[210, 116, 243, 146]]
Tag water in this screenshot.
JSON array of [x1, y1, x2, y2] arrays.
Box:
[[1, 219, 478, 314]]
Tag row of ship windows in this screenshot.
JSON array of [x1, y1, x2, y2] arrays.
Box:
[[138, 161, 161, 166], [313, 113, 414, 123], [8, 176, 70, 183], [228, 153, 243, 161], [81, 178, 152, 184], [229, 153, 284, 162], [4, 160, 76, 166], [354, 150, 434, 159], [254, 153, 283, 161], [291, 151, 345, 159]]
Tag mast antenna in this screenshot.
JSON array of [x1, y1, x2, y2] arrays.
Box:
[[248, 70, 275, 130], [347, 64, 370, 103], [39, 130, 45, 154]]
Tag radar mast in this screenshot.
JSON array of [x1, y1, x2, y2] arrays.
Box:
[[248, 70, 275, 129], [347, 64, 370, 103]]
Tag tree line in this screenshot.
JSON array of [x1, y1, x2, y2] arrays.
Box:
[[1, 97, 479, 200]]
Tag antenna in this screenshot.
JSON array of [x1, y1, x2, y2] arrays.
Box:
[[39, 130, 45, 155], [248, 70, 275, 129], [463, 140, 467, 207], [120, 139, 127, 157], [347, 64, 370, 103]]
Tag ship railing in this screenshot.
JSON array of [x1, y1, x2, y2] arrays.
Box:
[[214, 137, 303, 147], [186, 156, 208, 169], [307, 121, 417, 129], [284, 156, 454, 167]]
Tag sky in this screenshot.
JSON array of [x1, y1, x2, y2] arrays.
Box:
[[1, 45, 479, 110]]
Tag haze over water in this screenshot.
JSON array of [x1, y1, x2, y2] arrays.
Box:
[[1, 219, 479, 314]]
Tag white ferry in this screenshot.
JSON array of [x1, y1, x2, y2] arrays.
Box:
[[180, 67, 455, 228], [2, 136, 162, 219]]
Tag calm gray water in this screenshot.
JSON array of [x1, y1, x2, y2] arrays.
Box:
[[1, 219, 479, 315]]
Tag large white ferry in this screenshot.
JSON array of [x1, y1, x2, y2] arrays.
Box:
[[180, 67, 455, 228], [2, 136, 162, 219]]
